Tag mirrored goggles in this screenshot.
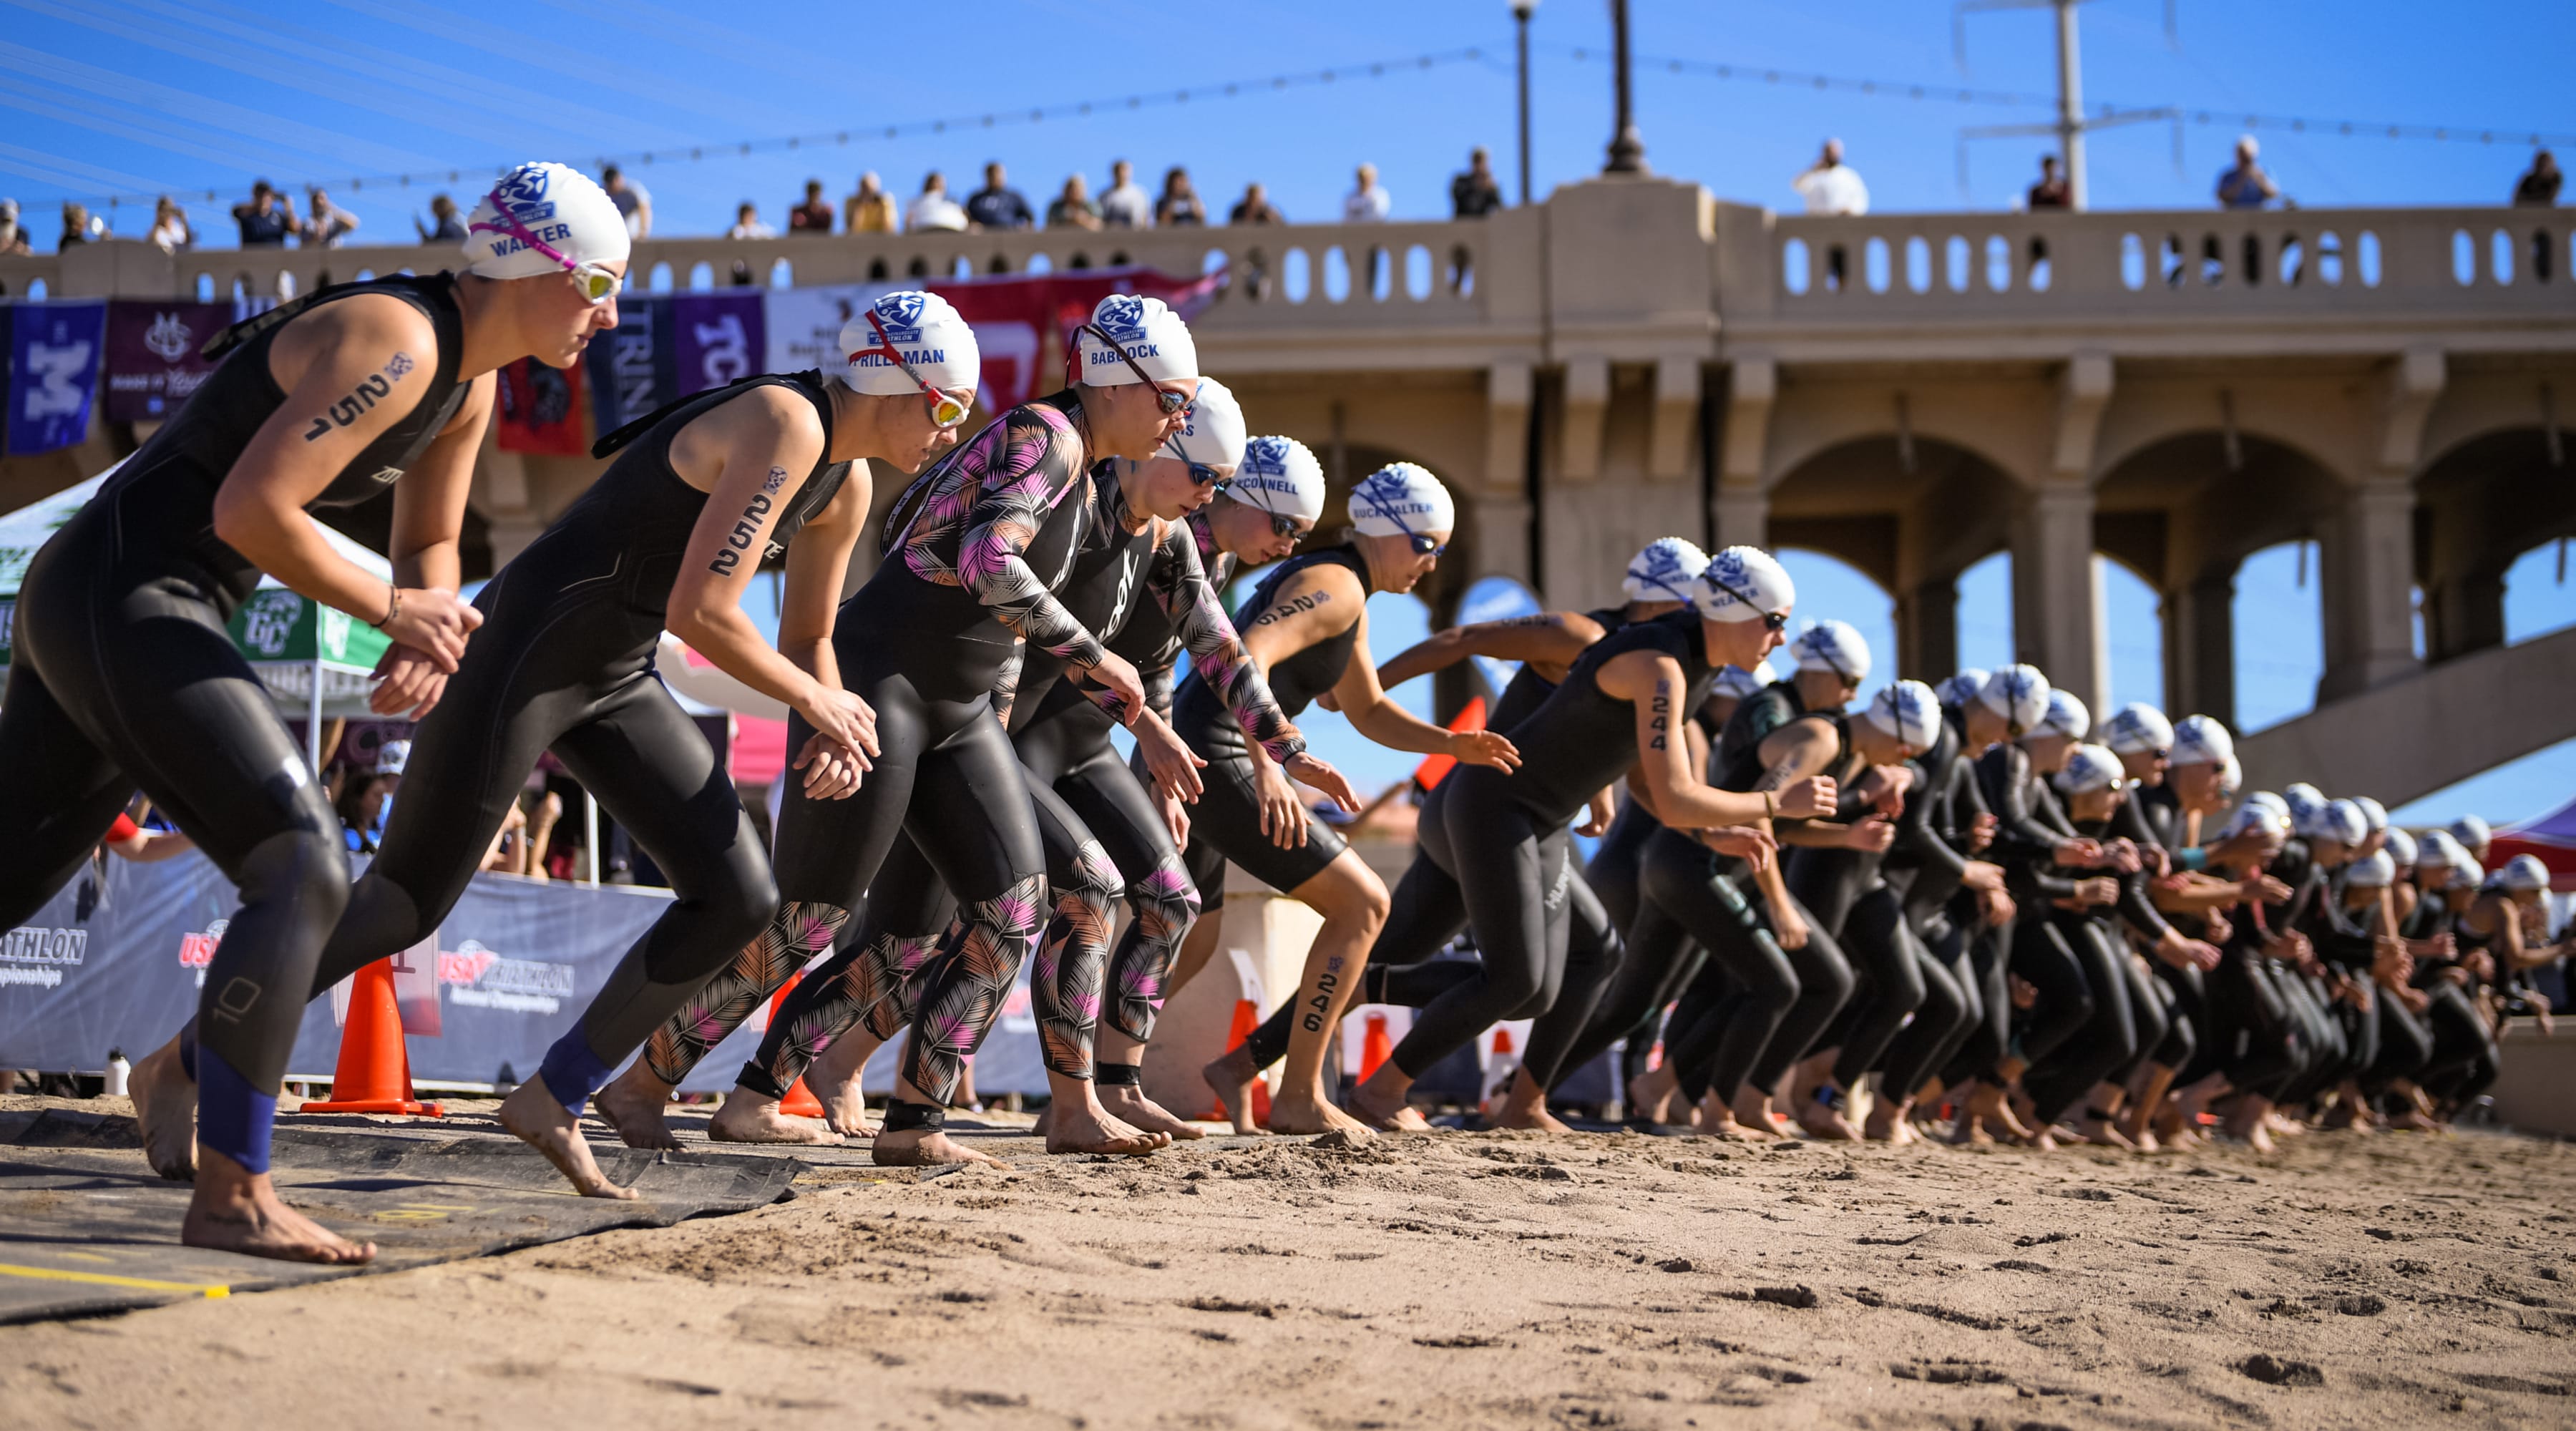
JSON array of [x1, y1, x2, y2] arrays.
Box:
[[469, 187, 622, 305], [1083, 323, 1197, 414], [858, 309, 975, 429]]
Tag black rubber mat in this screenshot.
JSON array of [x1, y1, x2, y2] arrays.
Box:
[[0, 1108, 804, 1324]]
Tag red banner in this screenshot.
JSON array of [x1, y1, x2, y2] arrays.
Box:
[[930, 265, 1222, 412], [494, 356, 587, 454]]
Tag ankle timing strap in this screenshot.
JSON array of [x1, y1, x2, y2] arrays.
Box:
[[1094, 1063, 1142, 1087], [882, 1100, 947, 1133]]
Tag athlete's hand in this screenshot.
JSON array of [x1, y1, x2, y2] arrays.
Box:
[[794, 734, 864, 800], [1961, 859, 2006, 894], [2055, 837, 2106, 868], [794, 686, 880, 768], [1968, 810, 1999, 854], [1158, 789, 1191, 848], [2074, 876, 2120, 908], [1770, 901, 1810, 951], [1132, 710, 1206, 804], [379, 585, 483, 673], [1842, 816, 1897, 854], [1284, 753, 1361, 814], [1083, 650, 1148, 725], [2203, 911, 2233, 946], [1773, 776, 1836, 821], [369, 643, 449, 717], [1448, 729, 1520, 773], [2247, 871, 2292, 904], [1251, 758, 1309, 850], [1979, 887, 2017, 927], [1702, 825, 1776, 870], [2157, 929, 2222, 972], [1576, 787, 1616, 839], [2102, 838, 2144, 874]]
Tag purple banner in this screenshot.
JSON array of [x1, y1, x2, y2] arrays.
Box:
[[6, 301, 107, 456], [669, 290, 764, 396], [582, 294, 672, 434], [102, 300, 230, 423]]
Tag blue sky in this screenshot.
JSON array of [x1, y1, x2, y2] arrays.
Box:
[[12, 0, 2571, 824]]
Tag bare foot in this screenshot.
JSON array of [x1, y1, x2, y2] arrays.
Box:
[[1269, 1093, 1380, 1139], [1729, 1089, 1793, 1139], [1200, 1045, 1271, 1135], [1705, 1091, 1782, 1141], [2078, 1115, 2137, 1151], [1948, 1112, 1996, 1146], [1862, 1098, 1913, 1143], [1042, 1098, 1169, 1157], [1100, 1080, 1206, 1140], [872, 1128, 1004, 1168], [498, 1080, 638, 1199], [706, 1085, 845, 1145], [1795, 1100, 1861, 1142], [130, 1036, 198, 1181], [1626, 1066, 1678, 1125], [804, 1034, 879, 1136], [183, 1151, 374, 1265], [2388, 1108, 2441, 1132], [593, 1065, 680, 1151], [1966, 1085, 2038, 1143], [1345, 1076, 1432, 1133]]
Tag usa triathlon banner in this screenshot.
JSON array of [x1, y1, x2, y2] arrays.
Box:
[[762, 282, 897, 376], [670, 290, 766, 396], [0, 851, 1049, 1097], [102, 300, 230, 422], [581, 295, 671, 434], [4, 300, 107, 456]]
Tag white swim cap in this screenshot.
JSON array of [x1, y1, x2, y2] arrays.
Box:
[[2499, 854, 2551, 891], [2449, 814, 2492, 849], [1076, 293, 1197, 384], [1350, 461, 1455, 539], [463, 162, 630, 280], [2033, 688, 2090, 742], [2318, 798, 2369, 848], [1790, 619, 1871, 683], [1229, 436, 1327, 524], [1712, 660, 1776, 701], [1979, 665, 2051, 734], [1693, 545, 1796, 624], [372, 739, 411, 776], [1165, 375, 1246, 469], [2054, 743, 2127, 796], [2416, 829, 2462, 871], [2381, 827, 2418, 869], [2346, 850, 2396, 889], [2446, 858, 2483, 892], [2217, 752, 2243, 798], [1865, 679, 1941, 752], [2220, 798, 2286, 843], [2103, 703, 2175, 757], [1936, 668, 1991, 708], [2245, 790, 2290, 822], [2283, 784, 2328, 839], [2170, 714, 2235, 769], [2352, 796, 2389, 834], [1624, 537, 1711, 606], [841, 290, 980, 399]]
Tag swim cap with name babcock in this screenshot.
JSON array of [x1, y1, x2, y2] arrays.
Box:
[[1075, 293, 1198, 384], [464, 162, 629, 279]]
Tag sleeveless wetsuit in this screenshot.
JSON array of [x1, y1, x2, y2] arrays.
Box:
[[0, 275, 470, 1173]]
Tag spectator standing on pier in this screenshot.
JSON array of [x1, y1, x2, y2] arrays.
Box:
[[2216, 136, 2279, 209], [845, 172, 897, 233], [303, 187, 360, 248], [1098, 159, 1152, 229], [601, 165, 652, 238], [2026, 155, 2072, 210], [1046, 174, 1102, 230], [414, 194, 464, 244], [232, 181, 296, 248], [149, 197, 193, 253], [1451, 147, 1504, 217], [0, 199, 28, 255], [58, 202, 97, 250], [789, 180, 834, 235], [1792, 139, 1869, 215], [1344, 162, 1392, 223], [1229, 182, 1284, 225], [1156, 166, 1206, 227], [726, 202, 776, 240], [965, 162, 1033, 231], [2514, 151, 2562, 207], [907, 171, 967, 233]]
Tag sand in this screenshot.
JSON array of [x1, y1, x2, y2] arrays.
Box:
[[6, 1102, 2574, 1430]]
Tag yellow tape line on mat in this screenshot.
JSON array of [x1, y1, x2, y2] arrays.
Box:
[[0, 1264, 230, 1297]]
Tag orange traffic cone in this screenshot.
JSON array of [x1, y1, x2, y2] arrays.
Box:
[[1359, 1011, 1394, 1080], [768, 972, 827, 1118], [1206, 997, 1274, 1125], [303, 957, 443, 1116], [1410, 697, 1488, 791]]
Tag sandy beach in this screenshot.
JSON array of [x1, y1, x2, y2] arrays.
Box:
[[6, 1098, 2573, 1430]]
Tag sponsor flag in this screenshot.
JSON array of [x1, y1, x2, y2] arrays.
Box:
[[5, 300, 107, 455], [762, 282, 898, 376], [494, 355, 587, 454], [101, 300, 230, 421], [930, 265, 1224, 411], [582, 294, 672, 434], [670, 290, 766, 395]]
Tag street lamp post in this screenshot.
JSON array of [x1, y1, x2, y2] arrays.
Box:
[[1512, 1, 1538, 205], [1603, 0, 1646, 174]]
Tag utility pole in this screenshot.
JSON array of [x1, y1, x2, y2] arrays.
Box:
[[2050, 0, 2086, 207], [1513, 1, 1538, 204], [1603, 0, 1646, 174], [1955, 0, 2176, 209]]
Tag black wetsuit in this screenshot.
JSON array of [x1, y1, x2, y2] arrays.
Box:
[[1172, 544, 1372, 897], [0, 275, 471, 1173], [1873, 704, 1987, 1100], [1380, 612, 1717, 1082]]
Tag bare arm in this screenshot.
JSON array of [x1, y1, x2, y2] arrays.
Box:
[[1331, 600, 1516, 766], [1372, 611, 1607, 692], [1598, 650, 1833, 830], [367, 376, 494, 717]]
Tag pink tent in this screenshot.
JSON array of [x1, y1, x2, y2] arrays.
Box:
[[2490, 794, 2576, 891]]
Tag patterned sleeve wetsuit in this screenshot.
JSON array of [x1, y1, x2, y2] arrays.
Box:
[[723, 483, 1309, 1094], [1235, 607, 1635, 1093], [653, 393, 1102, 1115], [0, 275, 471, 1174], [1377, 611, 1719, 1084]]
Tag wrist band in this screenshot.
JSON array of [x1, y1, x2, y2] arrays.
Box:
[[1762, 790, 1777, 820], [372, 582, 401, 630]]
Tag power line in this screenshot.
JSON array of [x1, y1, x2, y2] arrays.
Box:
[[1553, 43, 2576, 150], [4, 45, 1496, 211]]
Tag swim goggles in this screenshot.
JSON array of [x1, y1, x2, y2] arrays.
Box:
[[1080, 323, 1199, 415], [469, 187, 623, 304], [1704, 573, 1790, 631], [1354, 484, 1445, 557], [1208, 478, 1305, 539], [856, 309, 976, 429]]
